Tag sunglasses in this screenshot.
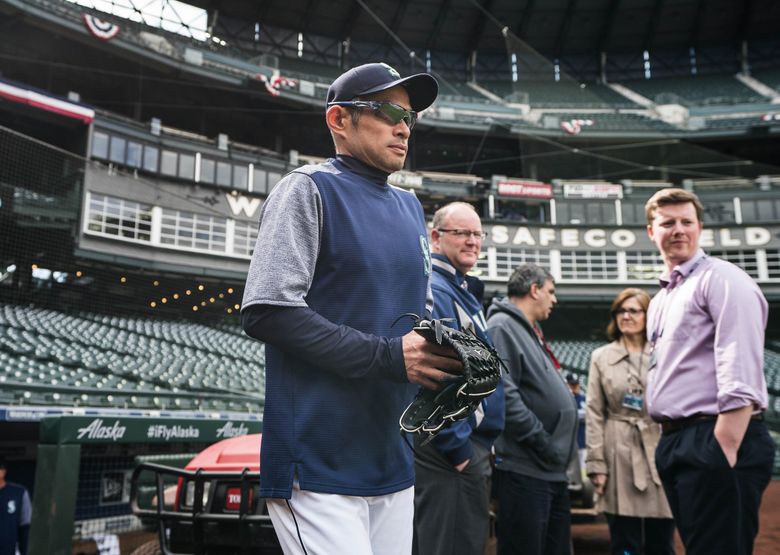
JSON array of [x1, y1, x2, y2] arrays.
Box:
[[328, 101, 418, 130]]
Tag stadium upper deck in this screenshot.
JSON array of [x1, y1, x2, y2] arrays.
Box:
[[3, 0, 780, 142]]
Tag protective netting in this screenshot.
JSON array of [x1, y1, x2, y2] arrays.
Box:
[[0, 125, 264, 413]]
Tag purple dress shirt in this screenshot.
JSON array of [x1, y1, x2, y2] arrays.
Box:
[[646, 249, 768, 421]]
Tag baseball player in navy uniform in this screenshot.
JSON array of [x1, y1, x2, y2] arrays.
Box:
[[0, 458, 31, 555], [242, 63, 462, 554]]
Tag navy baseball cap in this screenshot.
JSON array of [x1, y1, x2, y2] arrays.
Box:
[[326, 63, 438, 112]]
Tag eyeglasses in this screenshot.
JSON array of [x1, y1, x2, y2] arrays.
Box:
[[437, 229, 488, 240], [613, 308, 644, 317], [328, 100, 418, 130]]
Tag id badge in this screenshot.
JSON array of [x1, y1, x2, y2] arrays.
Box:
[[622, 393, 643, 411]]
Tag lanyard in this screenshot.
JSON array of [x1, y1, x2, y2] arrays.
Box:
[[649, 287, 676, 348], [533, 324, 561, 370]]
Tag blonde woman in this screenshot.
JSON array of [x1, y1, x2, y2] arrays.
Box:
[[585, 288, 674, 555]]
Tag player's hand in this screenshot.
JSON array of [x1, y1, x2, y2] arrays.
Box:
[[402, 330, 463, 390], [590, 473, 607, 496]]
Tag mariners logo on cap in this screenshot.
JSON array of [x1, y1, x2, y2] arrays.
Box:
[[381, 63, 401, 79]]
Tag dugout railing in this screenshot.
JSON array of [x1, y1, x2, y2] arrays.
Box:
[[130, 463, 274, 555]]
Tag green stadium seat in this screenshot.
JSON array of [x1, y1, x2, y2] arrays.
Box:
[[0, 302, 265, 413], [619, 74, 762, 106]]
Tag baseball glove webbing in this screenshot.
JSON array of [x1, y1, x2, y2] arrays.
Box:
[[398, 315, 502, 445]]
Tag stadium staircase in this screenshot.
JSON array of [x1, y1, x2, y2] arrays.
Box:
[[620, 73, 764, 107]]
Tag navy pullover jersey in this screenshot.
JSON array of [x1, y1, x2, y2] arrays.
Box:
[[0, 482, 31, 555], [243, 156, 430, 498]]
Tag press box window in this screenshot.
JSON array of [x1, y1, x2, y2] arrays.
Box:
[[702, 200, 735, 224], [109, 136, 126, 164], [561, 202, 585, 224], [91, 132, 109, 159], [741, 199, 778, 222], [143, 146, 159, 172], [200, 158, 215, 184], [252, 168, 267, 193], [267, 172, 282, 192], [558, 200, 616, 225], [233, 165, 248, 190], [216, 162, 232, 187], [179, 154, 196, 180], [160, 150, 178, 177], [494, 199, 549, 223], [126, 142, 142, 168], [754, 200, 774, 221], [621, 202, 646, 225]]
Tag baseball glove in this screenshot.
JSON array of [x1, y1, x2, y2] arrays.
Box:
[[399, 316, 502, 444]]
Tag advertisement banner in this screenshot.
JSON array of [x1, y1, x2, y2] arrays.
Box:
[[481, 224, 779, 251], [563, 183, 623, 199], [496, 179, 553, 199], [39, 416, 261, 444]]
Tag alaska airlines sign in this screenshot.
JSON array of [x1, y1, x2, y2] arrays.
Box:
[[40, 416, 261, 444], [484, 225, 779, 251]]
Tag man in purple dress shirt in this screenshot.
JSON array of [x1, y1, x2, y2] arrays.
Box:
[[644, 188, 775, 555]]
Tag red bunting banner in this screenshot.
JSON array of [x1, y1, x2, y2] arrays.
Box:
[[83, 14, 120, 41], [255, 74, 297, 97], [561, 118, 594, 135]]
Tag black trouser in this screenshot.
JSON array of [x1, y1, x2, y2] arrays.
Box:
[[604, 513, 675, 555], [413, 439, 491, 555], [655, 419, 775, 555], [494, 469, 570, 555]]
